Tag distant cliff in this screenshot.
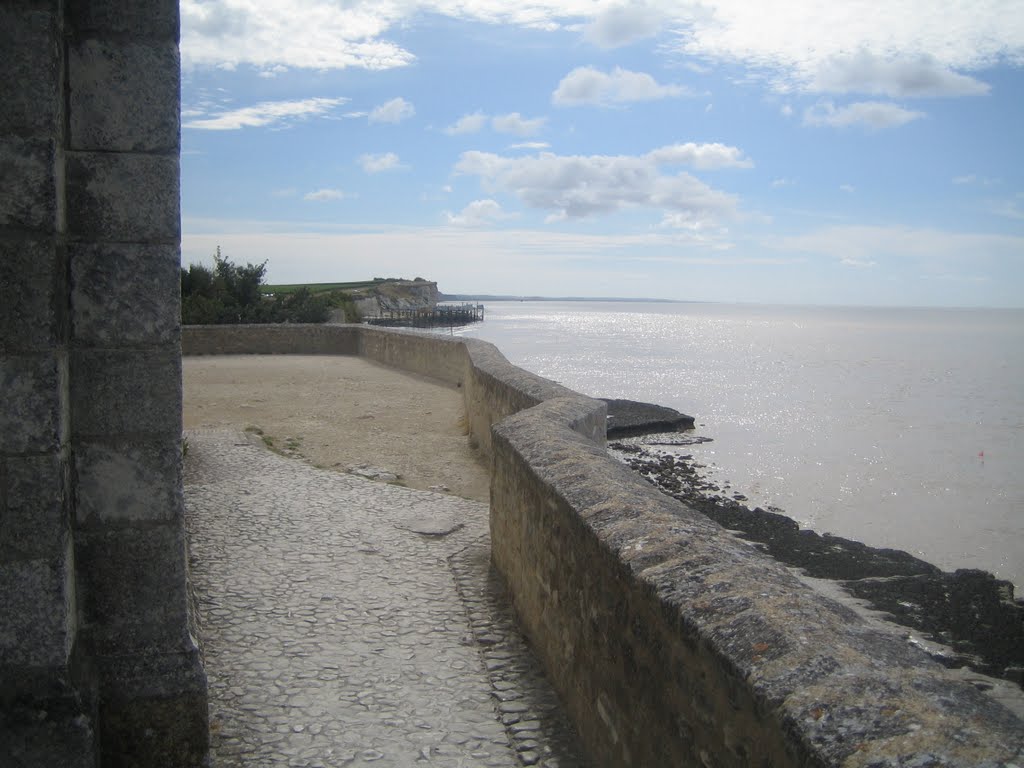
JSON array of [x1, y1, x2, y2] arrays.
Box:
[[349, 279, 440, 319]]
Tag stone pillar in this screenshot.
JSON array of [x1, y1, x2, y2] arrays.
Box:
[[0, 1, 90, 762], [1, 1, 208, 765]]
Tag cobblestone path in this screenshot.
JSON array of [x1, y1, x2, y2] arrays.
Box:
[[184, 430, 586, 768]]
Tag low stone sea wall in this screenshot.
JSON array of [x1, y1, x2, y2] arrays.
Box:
[[183, 324, 1024, 767]]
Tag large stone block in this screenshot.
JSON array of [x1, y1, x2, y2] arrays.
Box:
[[0, 137, 63, 233], [69, 39, 180, 153], [96, 649, 208, 768], [0, 353, 67, 453], [0, 238, 67, 352], [66, 152, 179, 243], [0, 5, 63, 137], [75, 438, 182, 526], [1, 453, 70, 561], [70, 348, 181, 437], [75, 525, 191, 655], [0, 551, 74, 668], [71, 242, 180, 346], [68, 0, 179, 41], [0, 704, 95, 768]]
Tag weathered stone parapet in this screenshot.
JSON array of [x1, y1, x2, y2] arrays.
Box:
[[184, 322, 360, 357], [491, 398, 1024, 767], [182, 323, 1024, 766], [358, 325, 468, 385]]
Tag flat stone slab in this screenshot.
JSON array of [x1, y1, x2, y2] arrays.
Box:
[[396, 516, 464, 537], [601, 398, 695, 438], [184, 429, 586, 767]]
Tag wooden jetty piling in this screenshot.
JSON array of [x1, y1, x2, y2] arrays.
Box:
[[366, 303, 485, 328]]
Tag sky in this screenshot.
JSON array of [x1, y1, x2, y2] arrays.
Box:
[[180, 0, 1024, 307]]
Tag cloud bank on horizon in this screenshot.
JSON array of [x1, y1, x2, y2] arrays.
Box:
[[180, 0, 1024, 307]]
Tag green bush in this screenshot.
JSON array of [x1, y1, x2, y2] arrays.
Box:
[[181, 249, 331, 325], [278, 287, 330, 323]]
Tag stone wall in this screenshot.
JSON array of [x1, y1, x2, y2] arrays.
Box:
[[1, 3, 207, 765], [183, 324, 605, 455], [183, 322, 359, 357], [183, 323, 1024, 767]]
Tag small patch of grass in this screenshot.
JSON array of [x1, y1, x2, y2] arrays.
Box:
[[261, 435, 274, 448], [244, 425, 264, 436]]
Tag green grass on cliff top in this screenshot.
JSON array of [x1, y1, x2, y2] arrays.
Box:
[[261, 281, 378, 295], [262, 278, 423, 295]]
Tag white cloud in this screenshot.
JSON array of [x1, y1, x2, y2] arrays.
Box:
[[182, 217, 758, 279], [841, 256, 877, 268], [183, 96, 348, 130], [991, 197, 1024, 220], [803, 100, 925, 130], [839, 184, 856, 193], [645, 142, 752, 169], [180, 2, 1024, 104], [670, 1, 1024, 95], [445, 199, 512, 226], [773, 225, 1024, 266], [553, 66, 687, 106], [953, 174, 1000, 186], [304, 188, 345, 201], [369, 97, 415, 124], [181, 0, 414, 71], [445, 113, 547, 138], [582, 3, 664, 48], [810, 51, 990, 97], [445, 112, 488, 135], [491, 112, 547, 136], [771, 178, 794, 188], [258, 64, 289, 79], [509, 142, 551, 150], [454, 146, 742, 223], [358, 152, 404, 173]]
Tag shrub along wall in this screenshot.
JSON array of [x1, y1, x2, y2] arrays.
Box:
[[183, 324, 1024, 767]]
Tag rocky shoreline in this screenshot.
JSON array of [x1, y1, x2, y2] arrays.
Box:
[[601, 402, 1024, 687]]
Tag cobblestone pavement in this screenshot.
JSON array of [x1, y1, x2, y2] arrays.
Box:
[[184, 430, 587, 768]]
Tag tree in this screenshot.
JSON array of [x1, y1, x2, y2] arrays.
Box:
[[181, 249, 331, 325]]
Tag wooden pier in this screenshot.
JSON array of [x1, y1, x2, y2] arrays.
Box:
[[366, 303, 485, 328]]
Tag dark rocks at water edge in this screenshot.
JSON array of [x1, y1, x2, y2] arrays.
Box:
[[601, 398, 695, 438], [610, 441, 1024, 685]]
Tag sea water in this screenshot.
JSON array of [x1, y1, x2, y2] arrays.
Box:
[[456, 301, 1024, 591]]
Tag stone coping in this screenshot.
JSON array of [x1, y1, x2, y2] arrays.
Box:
[[183, 324, 1024, 768]]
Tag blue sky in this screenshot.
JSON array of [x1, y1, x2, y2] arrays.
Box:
[[180, 1, 1024, 307]]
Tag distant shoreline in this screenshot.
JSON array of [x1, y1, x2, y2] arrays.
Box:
[[441, 294, 686, 303]]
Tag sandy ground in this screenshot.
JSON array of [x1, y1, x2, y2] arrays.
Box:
[[183, 355, 491, 502]]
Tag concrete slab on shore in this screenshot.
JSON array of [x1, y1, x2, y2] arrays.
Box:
[[601, 398, 695, 438]]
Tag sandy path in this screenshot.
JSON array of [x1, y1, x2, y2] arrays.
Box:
[[183, 355, 490, 502]]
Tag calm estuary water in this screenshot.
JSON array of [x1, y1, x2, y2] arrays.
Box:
[[456, 301, 1024, 591]]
